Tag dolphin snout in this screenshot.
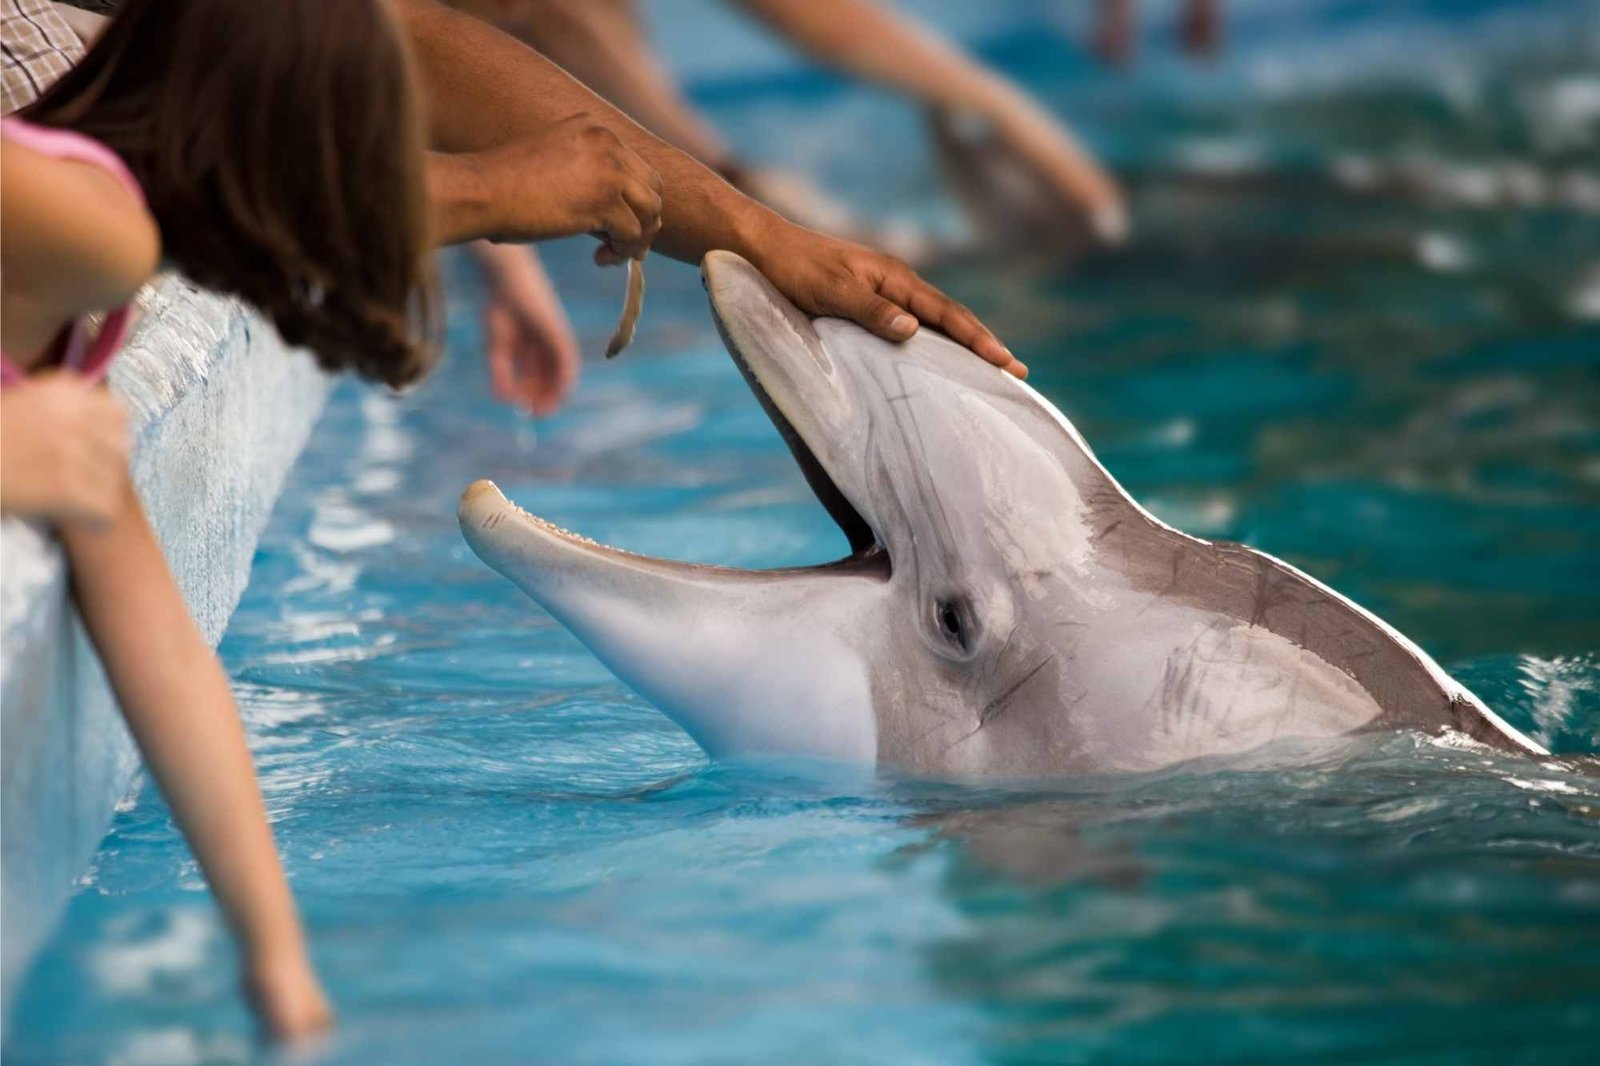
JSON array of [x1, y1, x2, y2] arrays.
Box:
[[459, 479, 512, 534]]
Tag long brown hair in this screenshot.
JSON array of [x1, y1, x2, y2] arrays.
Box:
[[24, 0, 437, 388]]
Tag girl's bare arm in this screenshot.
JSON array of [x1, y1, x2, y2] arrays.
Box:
[[59, 476, 330, 1040], [0, 141, 159, 358]]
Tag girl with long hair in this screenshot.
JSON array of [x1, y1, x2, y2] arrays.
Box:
[[1, 0, 439, 1038]]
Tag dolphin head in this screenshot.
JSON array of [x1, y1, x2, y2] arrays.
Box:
[[461, 252, 1117, 776], [701, 251, 1129, 776]]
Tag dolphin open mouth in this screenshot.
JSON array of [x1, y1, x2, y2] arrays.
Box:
[[721, 325, 878, 559], [460, 254, 886, 580], [460, 396, 883, 579]]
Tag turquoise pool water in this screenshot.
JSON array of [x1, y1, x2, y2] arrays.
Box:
[[8, 4, 1600, 1063]]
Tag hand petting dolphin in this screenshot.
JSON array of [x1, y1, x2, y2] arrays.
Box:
[[458, 251, 1543, 777]]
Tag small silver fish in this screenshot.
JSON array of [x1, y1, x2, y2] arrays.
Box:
[[604, 257, 645, 359]]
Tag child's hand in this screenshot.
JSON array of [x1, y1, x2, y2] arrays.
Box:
[[0, 373, 130, 526], [245, 951, 333, 1043], [471, 241, 580, 416]]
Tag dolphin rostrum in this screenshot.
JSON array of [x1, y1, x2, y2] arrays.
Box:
[[458, 252, 1543, 777]]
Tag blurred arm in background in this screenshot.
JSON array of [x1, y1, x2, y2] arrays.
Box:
[[468, 240, 580, 416], [454, 0, 1125, 247], [445, 0, 864, 242], [398, 0, 1022, 376], [450, 0, 736, 172], [730, 0, 1126, 243]]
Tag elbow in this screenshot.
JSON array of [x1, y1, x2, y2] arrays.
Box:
[[91, 207, 163, 311]]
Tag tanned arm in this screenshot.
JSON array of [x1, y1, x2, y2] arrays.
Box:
[[396, 0, 1022, 375]]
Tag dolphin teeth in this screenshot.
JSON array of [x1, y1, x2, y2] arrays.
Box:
[[505, 499, 610, 552]]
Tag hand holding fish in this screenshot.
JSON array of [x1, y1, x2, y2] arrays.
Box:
[[463, 112, 663, 259]]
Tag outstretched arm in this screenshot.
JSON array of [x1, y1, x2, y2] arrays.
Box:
[[469, 241, 580, 416], [446, 0, 734, 169], [60, 480, 330, 1041], [399, 0, 760, 261], [395, 0, 1022, 376], [730, 0, 1125, 238]]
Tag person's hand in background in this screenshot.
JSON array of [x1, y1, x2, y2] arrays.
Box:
[[731, 0, 1127, 245], [1180, 0, 1223, 60], [967, 82, 1128, 244], [0, 373, 130, 527], [470, 241, 581, 416], [1097, 0, 1223, 66], [245, 948, 334, 1043], [1094, 0, 1136, 67]]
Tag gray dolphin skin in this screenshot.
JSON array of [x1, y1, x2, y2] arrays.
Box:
[[458, 251, 1544, 777]]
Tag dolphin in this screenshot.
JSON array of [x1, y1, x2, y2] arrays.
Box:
[[457, 251, 1544, 777]]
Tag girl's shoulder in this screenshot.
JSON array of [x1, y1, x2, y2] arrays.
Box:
[[1, 117, 141, 195], [1, 118, 160, 317]]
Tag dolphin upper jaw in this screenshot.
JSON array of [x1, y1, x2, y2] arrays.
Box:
[[703, 251, 882, 556]]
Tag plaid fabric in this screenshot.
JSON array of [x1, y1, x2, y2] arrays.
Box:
[[1, 0, 86, 114]]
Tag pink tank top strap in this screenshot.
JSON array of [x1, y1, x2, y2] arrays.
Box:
[[0, 116, 146, 387], [0, 115, 144, 203]]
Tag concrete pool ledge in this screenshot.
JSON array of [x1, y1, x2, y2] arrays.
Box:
[[0, 277, 332, 1020]]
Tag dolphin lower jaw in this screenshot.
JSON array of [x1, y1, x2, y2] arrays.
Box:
[[665, 635, 879, 760], [457, 475, 887, 761]]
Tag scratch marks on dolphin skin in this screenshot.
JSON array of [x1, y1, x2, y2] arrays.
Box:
[[905, 709, 962, 753], [978, 655, 1058, 728], [1249, 560, 1277, 631], [1094, 518, 1125, 544], [982, 621, 1023, 688], [888, 362, 961, 575], [916, 652, 1062, 764]]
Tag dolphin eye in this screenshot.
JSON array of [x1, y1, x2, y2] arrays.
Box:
[[936, 599, 968, 652]]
